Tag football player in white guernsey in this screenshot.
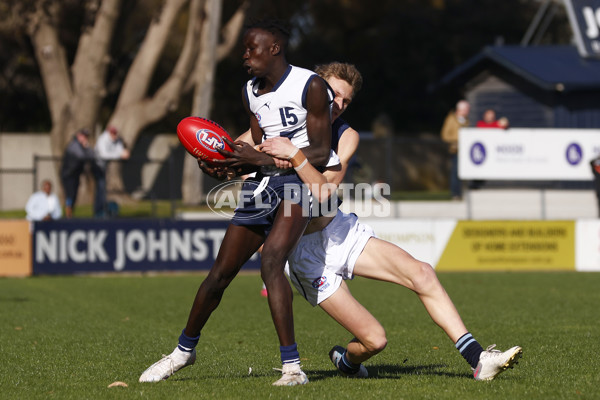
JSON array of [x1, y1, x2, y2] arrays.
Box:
[[258, 62, 522, 382], [256, 62, 362, 297], [139, 19, 332, 386]]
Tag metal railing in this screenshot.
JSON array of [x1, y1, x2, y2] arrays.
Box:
[[1, 152, 180, 217]]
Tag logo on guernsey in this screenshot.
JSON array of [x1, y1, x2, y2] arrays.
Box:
[[470, 142, 486, 165], [254, 112, 262, 127], [312, 276, 327, 289], [196, 129, 225, 153], [565, 142, 583, 166]]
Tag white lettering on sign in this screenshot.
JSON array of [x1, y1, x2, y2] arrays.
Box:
[[36, 228, 226, 271], [192, 230, 210, 261], [36, 230, 109, 264], [206, 229, 226, 255], [582, 6, 600, 39]]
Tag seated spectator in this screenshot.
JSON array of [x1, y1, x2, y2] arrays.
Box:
[[476, 109, 509, 129], [25, 180, 62, 221]]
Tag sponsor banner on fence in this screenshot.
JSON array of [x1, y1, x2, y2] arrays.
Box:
[[436, 221, 575, 271], [0, 220, 32, 277], [459, 128, 600, 180], [367, 219, 576, 271], [33, 219, 260, 274], [364, 219, 456, 267], [575, 219, 600, 271]]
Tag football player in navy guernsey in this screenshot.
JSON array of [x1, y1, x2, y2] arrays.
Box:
[[140, 19, 333, 386]]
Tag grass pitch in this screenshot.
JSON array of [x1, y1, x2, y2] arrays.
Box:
[[1, 272, 599, 399]]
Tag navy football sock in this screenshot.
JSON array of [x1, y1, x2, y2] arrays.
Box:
[[280, 343, 300, 365], [337, 351, 360, 374], [455, 332, 484, 369], [178, 329, 200, 352]]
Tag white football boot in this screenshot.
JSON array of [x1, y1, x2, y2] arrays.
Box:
[[329, 346, 368, 378], [272, 363, 309, 386], [473, 344, 522, 381], [139, 347, 196, 382]]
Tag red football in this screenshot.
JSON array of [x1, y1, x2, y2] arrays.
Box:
[[177, 116, 234, 164]]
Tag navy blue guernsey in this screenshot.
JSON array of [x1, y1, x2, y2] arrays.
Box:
[[331, 117, 350, 153], [312, 117, 350, 217]]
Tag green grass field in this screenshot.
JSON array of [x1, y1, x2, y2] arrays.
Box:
[[1, 272, 599, 399]]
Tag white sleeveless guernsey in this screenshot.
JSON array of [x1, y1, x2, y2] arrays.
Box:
[[245, 65, 330, 149]]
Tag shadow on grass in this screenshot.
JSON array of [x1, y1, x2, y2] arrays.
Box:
[[0, 296, 30, 303], [168, 363, 472, 383], [306, 363, 470, 382]]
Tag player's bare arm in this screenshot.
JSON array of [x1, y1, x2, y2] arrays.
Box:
[[260, 125, 359, 195], [299, 76, 332, 166], [236, 129, 254, 145], [260, 137, 335, 202], [326, 127, 359, 186]]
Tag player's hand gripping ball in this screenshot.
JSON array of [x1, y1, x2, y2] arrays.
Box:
[[177, 116, 234, 165]]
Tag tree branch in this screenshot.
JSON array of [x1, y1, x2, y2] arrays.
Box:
[[216, 0, 249, 62], [69, 0, 122, 130], [112, 0, 205, 145], [115, 0, 191, 109], [71, 0, 121, 97], [27, 1, 72, 128], [183, 0, 247, 93]]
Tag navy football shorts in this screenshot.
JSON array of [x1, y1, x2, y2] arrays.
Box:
[[231, 172, 312, 233]]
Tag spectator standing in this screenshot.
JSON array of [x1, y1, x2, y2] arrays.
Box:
[[441, 100, 470, 200], [591, 155, 600, 217], [60, 128, 95, 218], [94, 126, 130, 217], [476, 109, 509, 129], [25, 180, 62, 221]]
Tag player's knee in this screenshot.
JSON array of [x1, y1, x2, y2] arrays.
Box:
[[364, 330, 387, 355], [260, 266, 287, 286], [259, 252, 286, 280], [411, 262, 438, 294], [260, 247, 286, 266], [198, 275, 227, 303], [205, 267, 237, 291]]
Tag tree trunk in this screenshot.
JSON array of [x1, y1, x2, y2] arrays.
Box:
[[28, 3, 73, 155], [105, 0, 203, 203], [18, 0, 245, 210], [182, 0, 223, 205], [115, 0, 192, 111], [28, 0, 121, 207], [181, 0, 248, 204], [216, 0, 249, 62]]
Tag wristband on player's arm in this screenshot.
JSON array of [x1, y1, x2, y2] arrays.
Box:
[[289, 148, 308, 171]]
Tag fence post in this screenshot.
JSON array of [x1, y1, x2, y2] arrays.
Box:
[[33, 154, 39, 193], [151, 192, 157, 218], [169, 149, 176, 219], [386, 136, 393, 191], [541, 188, 546, 220]]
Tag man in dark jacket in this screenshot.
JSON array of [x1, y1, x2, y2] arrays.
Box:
[[60, 128, 95, 218]]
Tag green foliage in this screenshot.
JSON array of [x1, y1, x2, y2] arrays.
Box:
[[1, 272, 599, 399]]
